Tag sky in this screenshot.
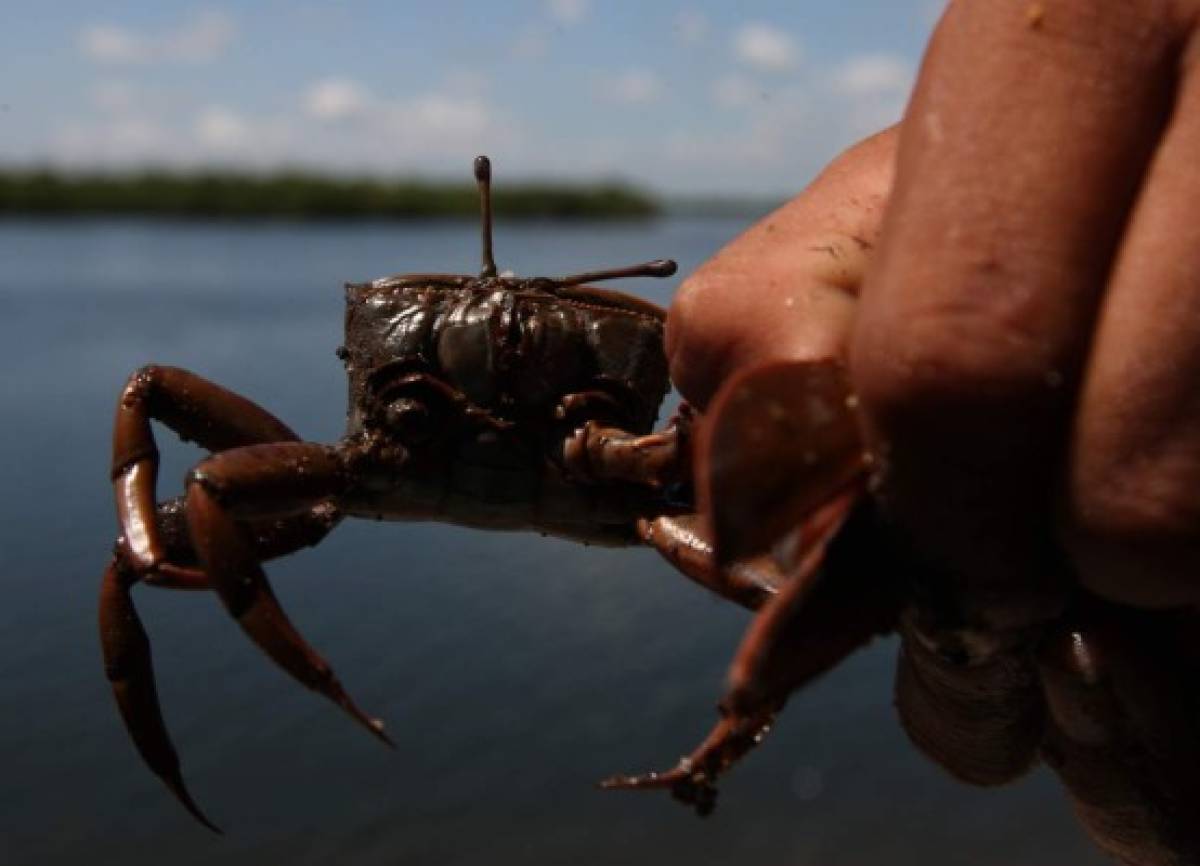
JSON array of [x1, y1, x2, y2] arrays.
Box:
[[0, 1, 943, 195]]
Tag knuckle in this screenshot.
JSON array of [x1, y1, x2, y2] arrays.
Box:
[[853, 301, 1065, 431], [665, 271, 733, 408], [1066, 449, 1200, 541], [1060, 449, 1200, 606], [665, 271, 715, 362]]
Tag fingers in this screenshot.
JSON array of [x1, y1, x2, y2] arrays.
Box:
[[1063, 25, 1200, 607], [851, 2, 1185, 628], [1039, 607, 1200, 865], [666, 125, 896, 410]]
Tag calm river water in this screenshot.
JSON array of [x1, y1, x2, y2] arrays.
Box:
[[0, 218, 1104, 865]]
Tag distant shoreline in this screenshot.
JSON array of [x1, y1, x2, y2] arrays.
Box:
[[0, 170, 777, 220], [0, 169, 665, 220]]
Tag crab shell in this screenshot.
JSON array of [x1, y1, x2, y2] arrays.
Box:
[[341, 274, 670, 436], [334, 273, 680, 545]]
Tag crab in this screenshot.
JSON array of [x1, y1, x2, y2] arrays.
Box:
[[99, 156, 891, 832]]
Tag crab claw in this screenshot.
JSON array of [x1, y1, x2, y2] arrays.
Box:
[[99, 559, 222, 833], [696, 359, 870, 568]]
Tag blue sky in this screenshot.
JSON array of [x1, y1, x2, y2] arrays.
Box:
[[1, 2, 940, 195]]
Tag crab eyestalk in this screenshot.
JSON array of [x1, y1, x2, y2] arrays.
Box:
[[474, 155, 498, 279], [555, 259, 677, 288]]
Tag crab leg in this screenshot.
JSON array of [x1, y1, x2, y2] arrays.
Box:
[[100, 558, 218, 830], [100, 498, 343, 831], [636, 514, 783, 610], [112, 365, 300, 573], [562, 405, 794, 607], [117, 494, 342, 588], [603, 495, 883, 810], [606, 360, 896, 810], [184, 442, 393, 747], [561, 404, 694, 489]]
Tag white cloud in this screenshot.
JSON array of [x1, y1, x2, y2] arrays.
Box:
[[596, 70, 664, 106], [303, 78, 491, 139], [304, 78, 372, 122], [733, 22, 798, 73], [80, 9, 235, 65], [546, 0, 588, 26], [673, 9, 708, 45], [298, 80, 515, 169], [832, 54, 914, 97]]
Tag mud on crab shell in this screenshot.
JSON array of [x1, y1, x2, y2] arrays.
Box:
[[99, 155, 885, 831]]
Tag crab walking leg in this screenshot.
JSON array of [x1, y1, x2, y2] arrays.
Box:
[[636, 514, 783, 610], [117, 495, 343, 589], [721, 498, 898, 715], [112, 365, 300, 573], [605, 496, 896, 811], [599, 700, 779, 817], [99, 500, 343, 831], [99, 558, 220, 831], [106, 495, 344, 600], [184, 442, 393, 747], [636, 475, 873, 610], [565, 405, 795, 609], [561, 405, 695, 489]]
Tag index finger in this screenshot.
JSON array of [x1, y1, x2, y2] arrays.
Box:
[[850, 1, 1185, 629], [666, 126, 896, 410]]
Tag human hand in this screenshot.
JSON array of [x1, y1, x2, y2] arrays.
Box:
[[668, 2, 1200, 862]]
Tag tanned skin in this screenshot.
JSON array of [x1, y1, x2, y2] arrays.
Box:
[[667, 3, 1200, 863]]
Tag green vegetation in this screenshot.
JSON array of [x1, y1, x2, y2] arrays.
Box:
[[0, 169, 661, 219]]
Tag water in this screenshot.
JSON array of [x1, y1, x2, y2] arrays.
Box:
[[0, 218, 1104, 865]]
